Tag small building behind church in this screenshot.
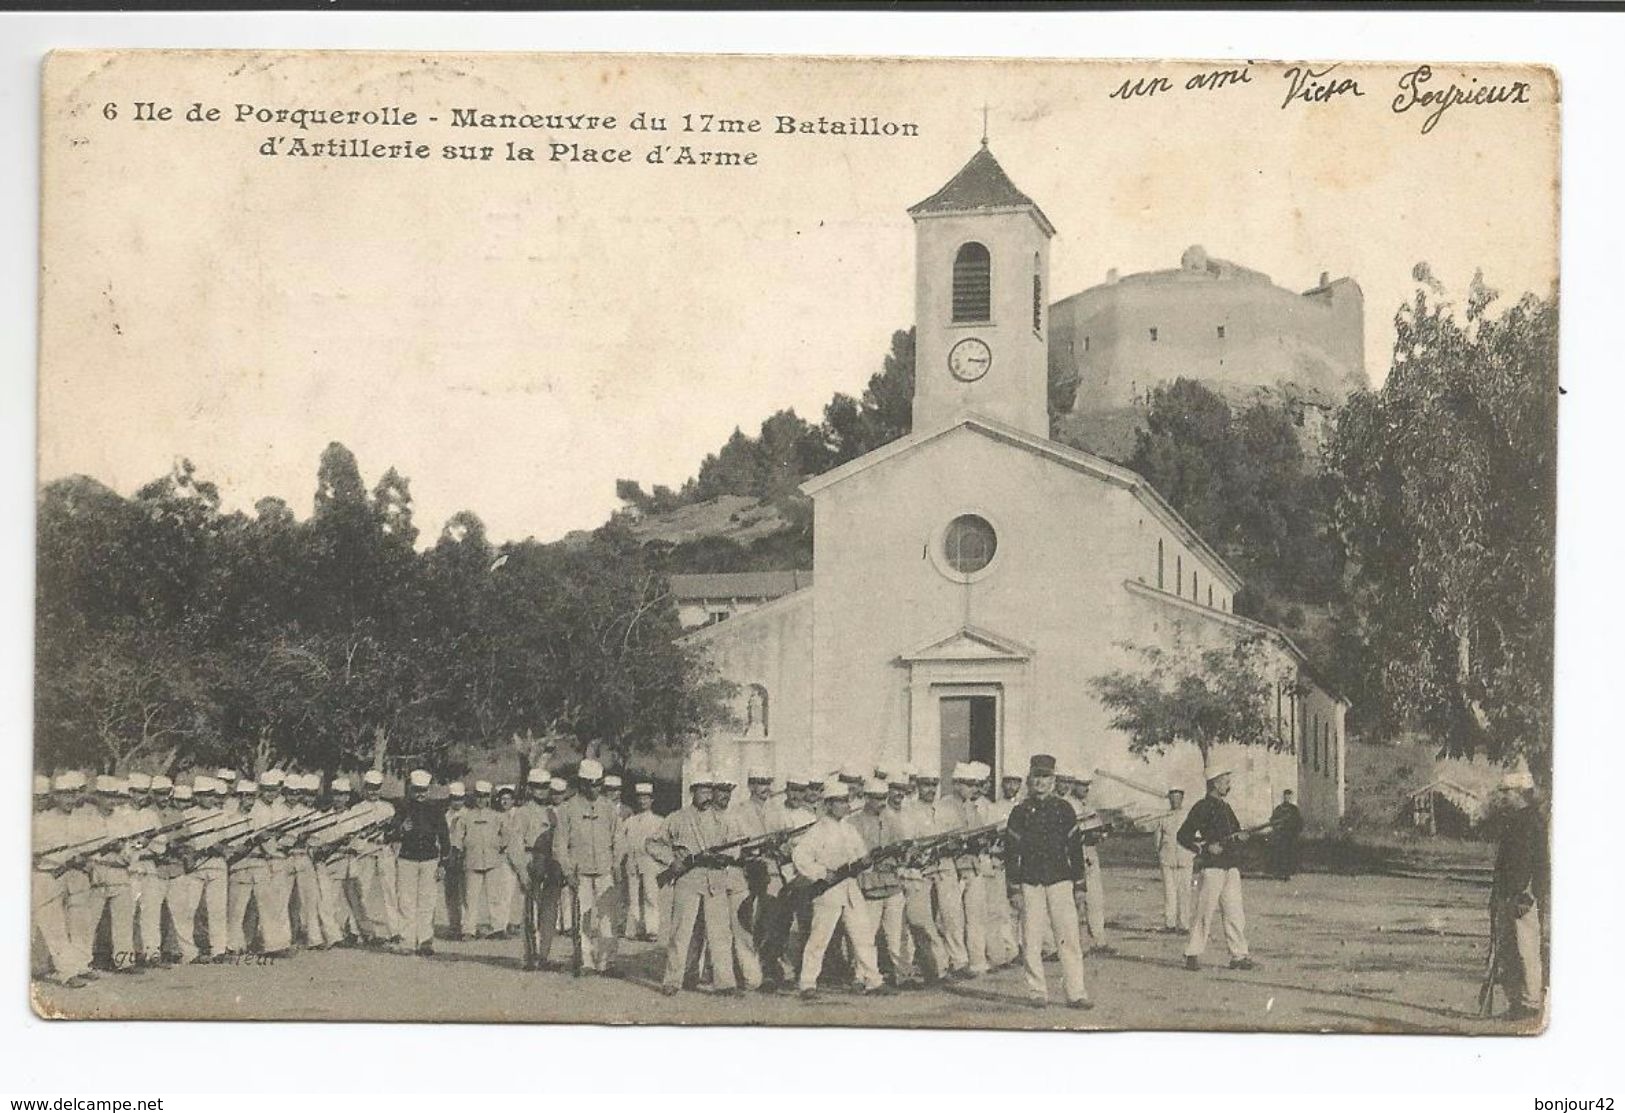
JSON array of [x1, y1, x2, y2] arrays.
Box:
[[680, 141, 1349, 830]]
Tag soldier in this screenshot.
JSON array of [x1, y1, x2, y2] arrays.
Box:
[[947, 763, 993, 976], [718, 768, 780, 991], [1267, 790, 1305, 881], [32, 773, 93, 988], [441, 780, 467, 939], [881, 771, 948, 984], [1154, 787, 1195, 933], [604, 774, 632, 821], [391, 770, 448, 955], [1178, 768, 1256, 971], [647, 772, 737, 996], [553, 758, 622, 975], [348, 770, 402, 944], [281, 774, 326, 949], [84, 775, 139, 972], [492, 785, 524, 935], [916, 770, 969, 975], [989, 770, 1025, 963], [1490, 771, 1548, 1021], [1004, 754, 1092, 1009], [217, 769, 242, 813], [1068, 774, 1112, 954], [792, 782, 888, 1000], [620, 781, 663, 942], [515, 769, 562, 971], [303, 776, 367, 946], [968, 761, 1018, 969], [848, 777, 914, 987], [124, 773, 169, 967], [168, 777, 237, 962], [227, 770, 295, 956], [33, 774, 49, 813], [454, 781, 506, 939]]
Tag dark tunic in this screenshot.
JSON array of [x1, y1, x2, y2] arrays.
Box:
[[1177, 795, 1243, 870], [392, 799, 450, 862], [1268, 802, 1304, 875], [1493, 806, 1549, 905], [1005, 795, 1084, 886]]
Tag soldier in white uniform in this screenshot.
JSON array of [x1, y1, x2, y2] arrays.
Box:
[[553, 758, 623, 975], [167, 777, 239, 962], [619, 781, 663, 942], [1069, 774, 1112, 953], [1154, 787, 1195, 932], [124, 773, 169, 966], [32, 773, 93, 987], [282, 774, 326, 948], [647, 771, 737, 996], [946, 763, 993, 976], [791, 782, 889, 999], [916, 771, 969, 974], [455, 781, 507, 938], [227, 770, 294, 955]]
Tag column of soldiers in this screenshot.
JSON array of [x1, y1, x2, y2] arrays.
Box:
[[54, 755, 1506, 1013]]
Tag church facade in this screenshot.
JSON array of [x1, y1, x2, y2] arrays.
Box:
[[682, 143, 1349, 830]]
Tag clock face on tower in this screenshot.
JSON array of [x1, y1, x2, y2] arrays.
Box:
[[948, 337, 992, 382]]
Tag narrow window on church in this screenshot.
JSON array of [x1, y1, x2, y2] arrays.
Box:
[[1083, 335, 1091, 352], [1208, 584, 1214, 607], [1157, 539, 1164, 589], [1032, 273, 1043, 334], [952, 242, 992, 323], [1176, 554, 1182, 591], [1216, 324, 1226, 340], [1192, 569, 1199, 601], [1149, 327, 1159, 342]]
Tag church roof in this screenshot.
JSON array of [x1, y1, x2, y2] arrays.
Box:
[[801, 413, 1243, 592], [908, 144, 1056, 237], [669, 570, 813, 601]]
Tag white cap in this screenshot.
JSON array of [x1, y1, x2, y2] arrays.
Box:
[[840, 764, 865, 782], [496, 784, 516, 796], [914, 768, 940, 782], [577, 758, 604, 781], [863, 777, 888, 796], [784, 772, 808, 788], [301, 773, 323, 792], [549, 777, 568, 792], [151, 774, 174, 792], [194, 776, 221, 795], [259, 770, 285, 788], [951, 762, 976, 782], [127, 772, 153, 791], [1500, 771, 1536, 791], [408, 769, 432, 789], [362, 770, 385, 787], [747, 767, 772, 784], [216, 768, 239, 783], [54, 771, 87, 792], [821, 783, 850, 801], [1204, 767, 1232, 783], [898, 762, 918, 779], [713, 772, 737, 789], [96, 774, 125, 794], [331, 776, 353, 794], [173, 784, 194, 801], [33, 774, 50, 795], [447, 781, 466, 797], [473, 780, 493, 795], [603, 774, 623, 789], [969, 761, 991, 780], [635, 782, 654, 794], [689, 767, 713, 788], [235, 781, 256, 796], [887, 771, 912, 789], [526, 768, 550, 786]]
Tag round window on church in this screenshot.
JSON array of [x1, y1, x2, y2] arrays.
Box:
[[943, 514, 998, 575]]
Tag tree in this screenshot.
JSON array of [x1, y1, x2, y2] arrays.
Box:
[[1327, 267, 1556, 785], [1089, 632, 1299, 765]]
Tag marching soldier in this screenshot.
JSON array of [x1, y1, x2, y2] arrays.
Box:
[[1268, 790, 1305, 881], [647, 772, 737, 996], [1004, 754, 1092, 1009], [619, 781, 663, 942], [455, 781, 507, 939], [791, 782, 888, 999], [1490, 771, 1548, 1021], [553, 758, 622, 975], [1154, 787, 1195, 933], [394, 770, 449, 955], [1179, 768, 1256, 971], [1068, 774, 1112, 953]]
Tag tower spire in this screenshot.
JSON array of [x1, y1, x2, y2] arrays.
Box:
[[980, 101, 989, 146]]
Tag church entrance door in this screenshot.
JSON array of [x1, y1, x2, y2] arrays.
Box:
[[939, 693, 998, 784]]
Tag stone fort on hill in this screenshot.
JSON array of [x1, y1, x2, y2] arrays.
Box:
[[1048, 244, 1367, 418]]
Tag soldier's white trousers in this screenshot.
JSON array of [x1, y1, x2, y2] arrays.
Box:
[[463, 867, 503, 935], [665, 882, 734, 991], [287, 853, 324, 946], [985, 868, 1020, 967], [228, 863, 291, 953], [1161, 863, 1194, 930], [165, 873, 204, 961], [350, 850, 401, 940], [929, 871, 969, 971], [32, 870, 89, 980], [959, 868, 991, 974], [623, 862, 661, 938], [1021, 881, 1088, 1004], [899, 878, 949, 980], [396, 858, 439, 948], [572, 873, 620, 972], [190, 861, 229, 955], [87, 870, 135, 969], [316, 856, 354, 943], [799, 883, 882, 992], [1496, 895, 1544, 1010], [129, 869, 167, 961], [724, 887, 762, 989], [1185, 867, 1247, 959]]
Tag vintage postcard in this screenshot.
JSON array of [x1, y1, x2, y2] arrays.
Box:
[[32, 50, 1557, 1032]]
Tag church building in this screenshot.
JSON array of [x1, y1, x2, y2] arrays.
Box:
[[682, 142, 1349, 830]]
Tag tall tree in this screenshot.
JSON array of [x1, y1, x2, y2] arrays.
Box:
[[1327, 268, 1556, 784]]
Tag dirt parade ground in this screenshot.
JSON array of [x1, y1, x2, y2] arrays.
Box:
[[33, 863, 1536, 1034]]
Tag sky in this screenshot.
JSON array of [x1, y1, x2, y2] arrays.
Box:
[[39, 52, 1558, 544]]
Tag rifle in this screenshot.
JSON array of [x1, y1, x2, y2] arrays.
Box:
[[34, 815, 197, 873], [902, 821, 1006, 869], [1478, 893, 1502, 1018], [161, 816, 256, 869], [308, 815, 393, 861], [1192, 819, 1278, 858], [655, 830, 759, 887], [220, 812, 322, 863], [803, 839, 915, 898]]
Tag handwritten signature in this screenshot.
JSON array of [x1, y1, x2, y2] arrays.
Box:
[[1391, 65, 1532, 135]]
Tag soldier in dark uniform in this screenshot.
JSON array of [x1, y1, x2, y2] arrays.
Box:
[[1490, 771, 1548, 1021], [1267, 790, 1304, 880]]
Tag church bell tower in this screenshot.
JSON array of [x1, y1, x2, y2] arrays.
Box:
[[908, 140, 1055, 439]]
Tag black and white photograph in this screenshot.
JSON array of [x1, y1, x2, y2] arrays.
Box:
[[27, 48, 1560, 1037]]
